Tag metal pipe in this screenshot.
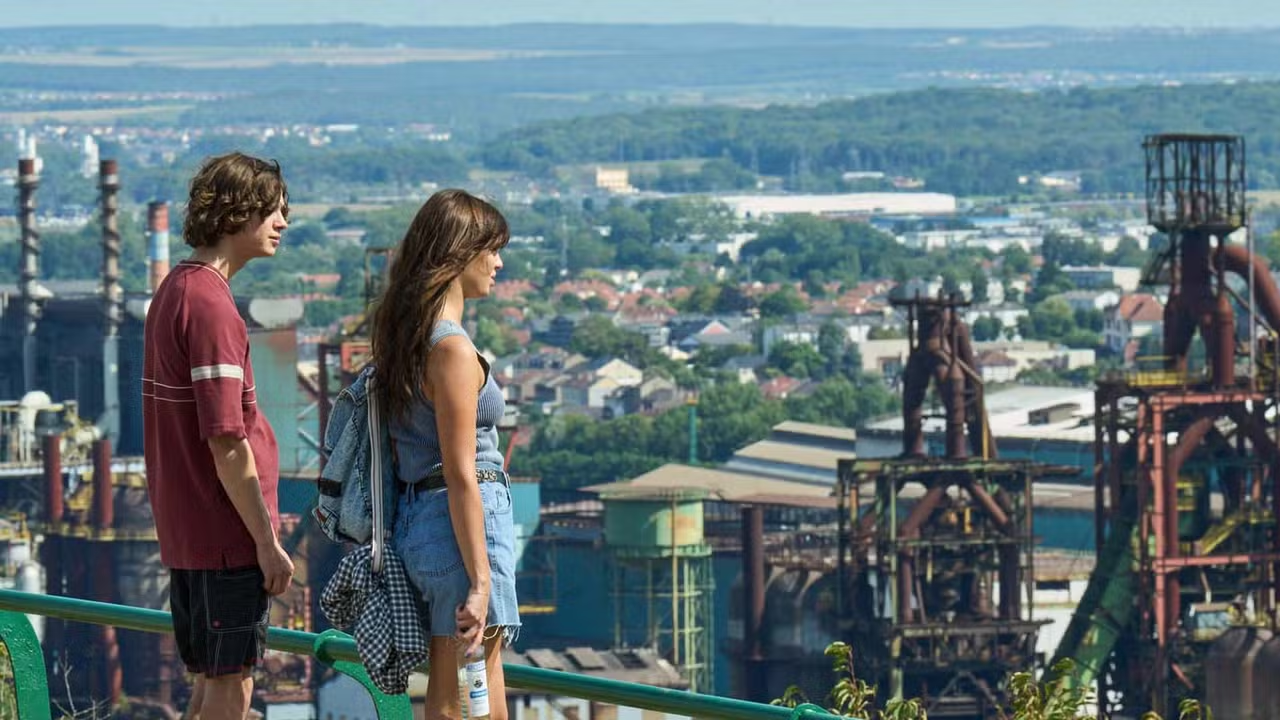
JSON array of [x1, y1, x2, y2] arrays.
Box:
[[899, 485, 947, 539], [17, 158, 41, 393], [40, 433, 63, 672], [964, 480, 1011, 533], [91, 438, 122, 707], [93, 438, 114, 530], [900, 353, 930, 457], [740, 505, 766, 702], [945, 362, 967, 460], [43, 433, 63, 525]]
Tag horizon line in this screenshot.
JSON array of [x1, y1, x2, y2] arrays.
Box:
[[3, 20, 1280, 31]]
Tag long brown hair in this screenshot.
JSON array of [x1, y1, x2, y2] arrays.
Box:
[[370, 189, 509, 420]]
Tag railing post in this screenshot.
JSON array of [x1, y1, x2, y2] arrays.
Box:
[[312, 629, 413, 719], [0, 610, 53, 719]]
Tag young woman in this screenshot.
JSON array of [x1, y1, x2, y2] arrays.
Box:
[[370, 189, 516, 720]]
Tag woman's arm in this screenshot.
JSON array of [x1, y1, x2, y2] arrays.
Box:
[[427, 335, 491, 651]]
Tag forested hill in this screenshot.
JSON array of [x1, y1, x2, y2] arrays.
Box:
[[480, 83, 1280, 196]]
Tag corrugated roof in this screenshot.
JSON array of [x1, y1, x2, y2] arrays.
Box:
[[863, 384, 1096, 443], [582, 463, 833, 506], [771, 420, 857, 443], [731, 440, 848, 471]]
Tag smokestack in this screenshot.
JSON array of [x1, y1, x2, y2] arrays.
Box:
[[147, 201, 171, 291], [91, 438, 122, 706], [99, 160, 121, 443], [17, 158, 40, 393], [100, 160, 121, 336], [41, 433, 64, 664]]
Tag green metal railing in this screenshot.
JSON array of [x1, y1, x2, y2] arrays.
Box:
[[0, 589, 834, 720]]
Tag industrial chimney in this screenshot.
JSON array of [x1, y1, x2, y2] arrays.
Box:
[[147, 201, 171, 292], [99, 159, 121, 443], [17, 158, 40, 393]]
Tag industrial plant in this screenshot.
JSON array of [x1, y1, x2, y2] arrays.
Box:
[[5, 133, 1280, 720]]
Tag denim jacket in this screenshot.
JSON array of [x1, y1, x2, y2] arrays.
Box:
[[314, 364, 398, 545]]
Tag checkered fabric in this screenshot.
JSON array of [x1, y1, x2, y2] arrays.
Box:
[[320, 544, 429, 695]]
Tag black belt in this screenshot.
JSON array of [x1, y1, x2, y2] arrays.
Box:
[[400, 468, 504, 494]]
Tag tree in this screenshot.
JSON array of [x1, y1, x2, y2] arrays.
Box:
[[767, 341, 826, 378], [1029, 261, 1072, 303], [285, 222, 329, 247], [1107, 236, 1148, 267], [713, 283, 752, 314], [783, 378, 895, 428], [971, 316, 1004, 342], [568, 315, 653, 367], [473, 316, 516, 356], [1019, 298, 1075, 342], [680, 283, 722, 314], [969, 265, 990, 303], [758, 286, 808, 319], [817, 322, 848, 379], [999, 245, 1033, 277], [941, 269, 962, 298], [694, 382, 786, 462], [1264, 230, 1280, 269]]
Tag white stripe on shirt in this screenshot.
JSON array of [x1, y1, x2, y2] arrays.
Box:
[[191, 364, 244, 382]]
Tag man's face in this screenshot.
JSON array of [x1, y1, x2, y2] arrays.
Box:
[[230, 197, 289, 260]]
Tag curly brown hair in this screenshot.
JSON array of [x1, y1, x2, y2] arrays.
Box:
[[182, 152, 289, 249], [370, 189, 509, 420]]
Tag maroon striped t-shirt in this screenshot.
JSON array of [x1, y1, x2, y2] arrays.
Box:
[[142, 260, 280, 569]]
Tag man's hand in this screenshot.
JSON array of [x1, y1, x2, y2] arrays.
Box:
[[256, 540, 295, 596]]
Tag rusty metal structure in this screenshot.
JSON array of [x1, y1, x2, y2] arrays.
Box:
[[1075, 134, 1280, 717], [835, 293, 1065, 718]]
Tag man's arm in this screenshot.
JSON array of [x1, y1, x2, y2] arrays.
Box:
[[208, 434, 294, 596]]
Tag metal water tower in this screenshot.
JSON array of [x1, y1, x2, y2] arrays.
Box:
[[603, 486, 715, 693]]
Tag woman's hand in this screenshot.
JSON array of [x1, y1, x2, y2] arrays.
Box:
[[456, 587, 490, 656]]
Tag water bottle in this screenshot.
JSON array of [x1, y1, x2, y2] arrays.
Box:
[[458, 649, 491, 720]]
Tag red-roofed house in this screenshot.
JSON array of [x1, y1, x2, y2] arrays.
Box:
[[759, 375, 804, 399], [494, 279, 538, 302], [1104, 293, 1165, 356], [551, 279, 621, 310]]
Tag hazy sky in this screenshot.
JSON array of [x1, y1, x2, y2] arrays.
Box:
[[6, 0, 1280, 28]]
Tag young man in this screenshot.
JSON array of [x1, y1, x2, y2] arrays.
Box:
[[142, 152, 295, 720]]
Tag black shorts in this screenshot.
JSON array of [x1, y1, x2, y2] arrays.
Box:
[[170, 566, 269, 677]]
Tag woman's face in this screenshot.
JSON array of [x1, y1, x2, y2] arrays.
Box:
[[459, 247, 503, 299]]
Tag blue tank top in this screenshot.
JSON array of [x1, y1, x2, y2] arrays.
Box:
[[391, 319, 507, 481]]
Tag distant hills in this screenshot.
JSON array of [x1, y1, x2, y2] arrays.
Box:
[[3, 24, 1280, 138], [481, 83, 1280, 195]]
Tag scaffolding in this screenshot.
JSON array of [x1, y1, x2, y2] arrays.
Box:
[[604, 487, 715, 694], [839, 457, 1052, 719], [1089, 134, 1280, 717]]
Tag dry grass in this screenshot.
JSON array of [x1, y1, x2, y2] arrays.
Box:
[[0, 46, 580, 70], [286, 202, 396, 220], [1250, 190, 1280, 209], [0, 105, 191, 124]]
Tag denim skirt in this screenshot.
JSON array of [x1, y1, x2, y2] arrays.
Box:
[[392, 477, 521, 645]]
